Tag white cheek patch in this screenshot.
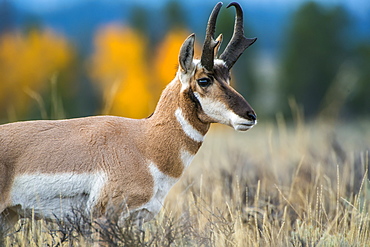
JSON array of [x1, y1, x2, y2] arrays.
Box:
[[194, 92, 256, 131], [175, 108, 204, 142], [194, 92, 230, 125], [10, 172, 107, 219]]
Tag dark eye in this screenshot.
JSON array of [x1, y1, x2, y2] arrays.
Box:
[[197, 77, 212, 87]]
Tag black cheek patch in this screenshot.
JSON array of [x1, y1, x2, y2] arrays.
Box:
[[188, 87, 201, 108]]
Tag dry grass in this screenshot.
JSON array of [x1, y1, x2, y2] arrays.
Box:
[[3, 118, 370, 246]]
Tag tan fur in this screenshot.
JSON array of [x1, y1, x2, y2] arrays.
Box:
[[0, 3, 257, 235], [0, 74, 208, 217]]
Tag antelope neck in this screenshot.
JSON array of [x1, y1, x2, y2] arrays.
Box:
[[144, 79, 209, 178]]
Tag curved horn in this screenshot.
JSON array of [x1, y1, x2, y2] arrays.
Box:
[[219, 2, 257, 69], [200, 2, 223, 72]]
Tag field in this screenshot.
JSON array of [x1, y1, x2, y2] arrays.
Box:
[[3, 118, 370, 246]]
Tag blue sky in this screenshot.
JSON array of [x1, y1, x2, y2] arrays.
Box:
[[12, 0, 370, 15]]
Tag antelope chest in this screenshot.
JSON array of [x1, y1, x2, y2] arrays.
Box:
[[134, 150, 195, 221], [144, 163, 179, 214]]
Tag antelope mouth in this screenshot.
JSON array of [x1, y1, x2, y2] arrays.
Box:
[[234, 121, 257, 131]]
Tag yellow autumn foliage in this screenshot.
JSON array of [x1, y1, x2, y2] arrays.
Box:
[[90, 25, 152, 118], [154, 29, 201, 88], [90, 26, 204, 119], [0, 29, 72, 120]]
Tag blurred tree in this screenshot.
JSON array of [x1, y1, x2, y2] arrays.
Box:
[[89, 25, 152, 118], [130, 5, 149, 35], [347, 43, 370, 116], [163, 0, 187, 30], [0, 29, 73, 121], [0, 0, 15, 34], [279, 2, 349, 118]]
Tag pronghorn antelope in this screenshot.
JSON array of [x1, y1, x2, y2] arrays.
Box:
[[0, 1, 256, 237]]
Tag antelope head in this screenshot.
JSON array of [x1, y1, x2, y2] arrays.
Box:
[[178, 2, 257, 131]]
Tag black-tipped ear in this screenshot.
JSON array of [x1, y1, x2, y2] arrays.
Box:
[[179, 34, 195, 74]]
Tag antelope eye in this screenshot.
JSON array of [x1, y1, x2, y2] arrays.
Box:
[[197, 77, 212, 87]]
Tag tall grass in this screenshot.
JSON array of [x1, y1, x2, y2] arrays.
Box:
[[3, 119, 370, 246]]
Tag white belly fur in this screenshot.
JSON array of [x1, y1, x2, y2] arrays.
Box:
[[10, 151, 195, 223], [10, 172, 107, 219]]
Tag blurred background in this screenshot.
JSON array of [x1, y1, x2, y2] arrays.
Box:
[[0, 0, 369, 123]]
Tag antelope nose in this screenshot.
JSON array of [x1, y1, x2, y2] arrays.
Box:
[[246, 111, 257, 121]]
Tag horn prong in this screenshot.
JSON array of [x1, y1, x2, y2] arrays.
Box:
[[214, 34, 223, 58]]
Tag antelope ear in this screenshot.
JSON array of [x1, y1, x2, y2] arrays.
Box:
[[179, 34, 195, 74]]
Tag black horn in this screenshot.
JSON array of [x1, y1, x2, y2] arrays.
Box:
[[219, 2, 257, 69], [200, 2, 223, 72]]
